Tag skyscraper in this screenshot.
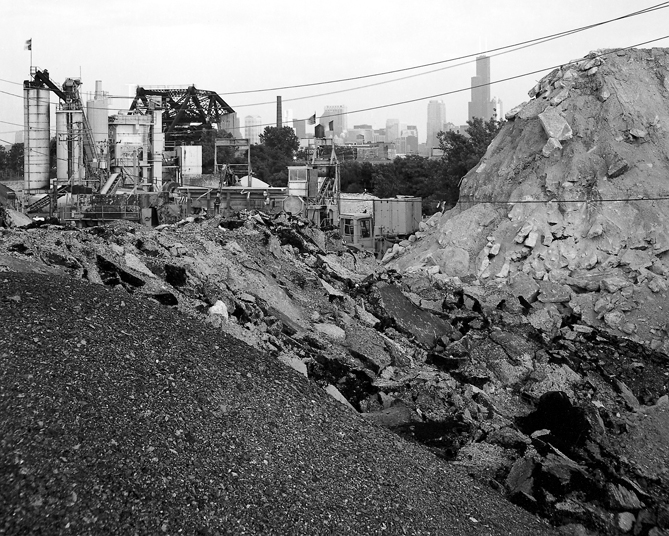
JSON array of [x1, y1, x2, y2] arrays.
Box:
[[426, 100, 446, 153], [244, 115, 262, 144], [468, 55, 495, 121], [491, 97, 504, 121], [385, 119, 400, 144], [320, 105, 348, 136]]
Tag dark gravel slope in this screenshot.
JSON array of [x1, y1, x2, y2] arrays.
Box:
[[0, 273, 554, 535]]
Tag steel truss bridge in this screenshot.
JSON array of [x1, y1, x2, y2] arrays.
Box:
[[129, 85, 235, 144]]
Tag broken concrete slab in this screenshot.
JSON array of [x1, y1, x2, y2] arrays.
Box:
[[538, 107, 573, 141], [370, 282, 455, 348]]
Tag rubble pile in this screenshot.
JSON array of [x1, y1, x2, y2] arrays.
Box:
[[1, 206, 669, 534], [387, 48, 669, 356]]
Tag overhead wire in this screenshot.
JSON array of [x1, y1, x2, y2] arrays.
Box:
[[2, 1, 667, 111], [250, 34, 669, 128], [4, 33, 669, 137], [223, 1, 669, 95]]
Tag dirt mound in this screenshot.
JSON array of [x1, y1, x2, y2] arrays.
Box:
[[388, 48, 669, 352]]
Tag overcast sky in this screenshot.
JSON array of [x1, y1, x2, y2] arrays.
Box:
[[1, 0, 668, 144]]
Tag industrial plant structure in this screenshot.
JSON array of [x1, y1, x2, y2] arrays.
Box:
[[18, 68, 417, 252]]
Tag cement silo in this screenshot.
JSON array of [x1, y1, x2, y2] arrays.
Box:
[[56, 109, 84, 181], [23, 83, 51, 191], [87, 80, 109, 147]]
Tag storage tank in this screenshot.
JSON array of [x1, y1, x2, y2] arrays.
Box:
[[56, 109, 84, 181], [87, 80, 109, 146], [23, 85, 51, 191], [55, 110, 68, 180]]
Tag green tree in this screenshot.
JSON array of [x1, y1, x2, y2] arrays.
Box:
[[8, 143, 24, 177], [437, 117, 504, 207], [0, 145, 8, 178], [438, 117, 503, 178], [258, 126, 299, 158]]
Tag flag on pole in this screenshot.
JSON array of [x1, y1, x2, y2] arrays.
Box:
[[307, 113, 316, 125], [328, 120, 334, 131], [25, 38, 32, 51]]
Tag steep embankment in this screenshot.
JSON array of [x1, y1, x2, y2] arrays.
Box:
[[388, 48, 669, 352]]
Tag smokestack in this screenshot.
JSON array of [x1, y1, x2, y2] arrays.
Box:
[[276, 96, 282, 128], [95, 80, 103, 99]]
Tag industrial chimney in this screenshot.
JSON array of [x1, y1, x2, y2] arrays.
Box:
[[276, 96, 282, 128]]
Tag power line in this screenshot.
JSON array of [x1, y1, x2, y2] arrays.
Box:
[[2, 2, 667, 110], [458, 196, 669, 204], [223, 1, 669, 95], [252, 34, 669, 128]]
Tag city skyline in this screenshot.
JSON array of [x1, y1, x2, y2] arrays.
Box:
[[1, 1, 667, 148]]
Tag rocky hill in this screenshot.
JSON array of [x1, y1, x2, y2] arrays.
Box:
[[387, 47, 669, 356]]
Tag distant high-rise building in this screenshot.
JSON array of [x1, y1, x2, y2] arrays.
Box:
[[293, 119, 306, 139], [426, 100, 446, 153], [386, 119, 400, 144], [320, 105, 347, 135], [244, 115, 262, 144], [468, 55, 495, 121], [404, 125, 419, 154], [219, 112, 241, 138], [491, 97, 504, 121]]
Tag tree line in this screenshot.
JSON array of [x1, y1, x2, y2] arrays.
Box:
[[0, 143, 25, 179], [227, 116, 505, 214]]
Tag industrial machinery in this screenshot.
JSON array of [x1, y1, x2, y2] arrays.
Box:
[[23, 69, 105, 213], [285, 138, 341, 228], [339, 196, 422, 256]]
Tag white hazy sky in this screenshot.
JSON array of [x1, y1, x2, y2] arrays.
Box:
[[1, 0, 668, 144]]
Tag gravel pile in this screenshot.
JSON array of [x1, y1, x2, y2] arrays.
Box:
[[0, 272, 555, 535]]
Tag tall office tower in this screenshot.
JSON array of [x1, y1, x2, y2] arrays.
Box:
[[403, 125, 419, 154], [426, 100, 446, 153], [491, 97, 504, 121], [321, 105, 348, 135], [468, 55, 495, 121], [293, 118, 306, 139], [219, 112, 241, 138], [244, 115, 262, 144], [386, 119, 400, 144]]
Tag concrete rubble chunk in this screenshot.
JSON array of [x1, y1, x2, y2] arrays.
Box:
[[550, 88, 570, 106], [324, 384, 356, 410], [607, 157, 629, 179], [538, 107, 573, 141], [524, 230, 541, 248], [615, 379, 640, 410], [537, 281, 572, 303], [505, 102, 526, 120], [600, 276, 631, 293], [615, 512, 635, 533], [0, 208, 33, 228], [277, 353, 308, 377], [510, 272, 540, 303], [542, 137, 563, 157], [514, 221, 534, 244], [607, 483, 644, 510], [506, 456, 536, 502], [208, 300, 229, 320], [371, 283, 454, 347], [313, 323, 346, 341]]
